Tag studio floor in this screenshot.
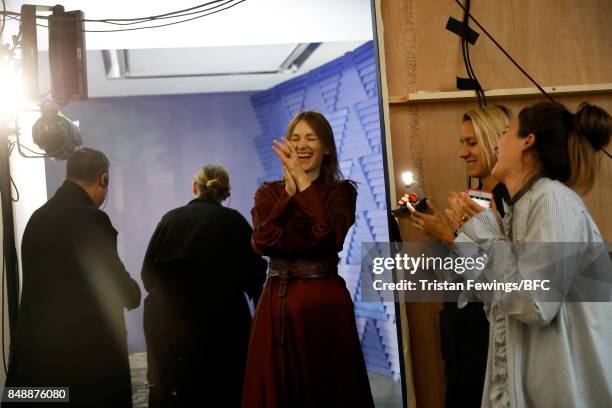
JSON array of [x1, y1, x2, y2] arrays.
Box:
[[129, 353, 403, 408]]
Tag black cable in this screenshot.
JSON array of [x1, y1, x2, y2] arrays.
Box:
[[51, 0, 226, 23], [11, 124, 47, 159], [0, 1, 225, 22], [1, 0, 6, 40], [2, 254, 7, 375], [10, 175, 18, 202], [58, 1, 246, 33], [84, 0, 236, 27], [18, 0, 230, 24], [454, 0, 612, 161], [13, 144, 43, 159], [15, 143, 46, 158], [464, 37, 486, 105], [461, 31, 485, 106], [84, 0, 229, 23], [12, 0, 247, 33], [460, 1, 473, 84], [453, 0, 554, 102], [460, 0, 486, 107]]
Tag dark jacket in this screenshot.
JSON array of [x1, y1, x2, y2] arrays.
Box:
[[142, 196, 267, 408], [441, 183, 510, 408], [4, 180, 141, 407]]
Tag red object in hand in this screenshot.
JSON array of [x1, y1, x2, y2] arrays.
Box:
[[408, 193, 418, 203]]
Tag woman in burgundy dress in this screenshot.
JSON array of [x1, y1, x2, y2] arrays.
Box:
[[242, 111, 374, 408]]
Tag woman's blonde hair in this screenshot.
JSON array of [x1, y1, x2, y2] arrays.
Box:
[[194, 165, 230, 202], [463, 105, 515, 172]]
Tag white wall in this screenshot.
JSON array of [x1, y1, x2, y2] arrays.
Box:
[[9, 110, 49, 294], [0, 110, 48, 392]]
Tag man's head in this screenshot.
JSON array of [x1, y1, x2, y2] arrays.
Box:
[[66, 148, 110, 207]]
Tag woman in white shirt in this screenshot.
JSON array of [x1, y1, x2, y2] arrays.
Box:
[[446, 101, 612, 408]]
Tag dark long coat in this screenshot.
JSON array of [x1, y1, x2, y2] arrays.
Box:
[[142, 196, 267, 408], [4, 180, 141, 407]]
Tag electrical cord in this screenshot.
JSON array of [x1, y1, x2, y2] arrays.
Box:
[[460, 0, 486, 107], [38, 0, 246, 33], [464, 33, 486, 106], [9, 175, 18, 202], [8, 120, 48, 159], [453, 0, 554, 102], [15, 143, 47, 158], [0, 1, 224, 22], [10, 138, 47, 157], [1, 0, 6, 40], [86, 0, 236, 27], [3, 0, 247, 33], [83, 0, 230, 24], [55, 0, 226, 23], [2, 253, 7, 375], [453, 0, 612, 159], [24, 0, 231, 24]]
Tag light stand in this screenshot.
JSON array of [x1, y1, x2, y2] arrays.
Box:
[[0, 121, 20, 346]]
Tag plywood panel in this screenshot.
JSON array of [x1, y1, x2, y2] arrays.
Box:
[[380, 0, 418, 95], [379, 1, 612, 407], [411, 0, 612, 91]]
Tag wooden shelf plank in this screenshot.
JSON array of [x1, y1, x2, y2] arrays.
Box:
[[389, 83, 612, 104]]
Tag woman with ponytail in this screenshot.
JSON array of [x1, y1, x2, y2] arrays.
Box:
[[445, 102, 612, 407], [141, 164, 267, 407]]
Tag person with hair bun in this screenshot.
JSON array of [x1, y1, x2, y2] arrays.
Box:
[[242, 111, 374, 407], [445, 101, 612, 407], [141, 164, 267, 408]]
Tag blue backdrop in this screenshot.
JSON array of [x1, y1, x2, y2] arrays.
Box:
[[45, 92, 265, 353], [43, 41, 400, 382]]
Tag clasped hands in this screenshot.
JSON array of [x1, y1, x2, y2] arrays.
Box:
[[398, 191, 493, 243], [272, 137, 311, 197]]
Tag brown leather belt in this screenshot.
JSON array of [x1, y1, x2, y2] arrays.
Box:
[[268, 258, 338, 344]]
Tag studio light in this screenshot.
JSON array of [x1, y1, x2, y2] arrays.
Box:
[[0, 59, 26, 121], [31, 101, 82, 160], [401, 171, 415, 187]]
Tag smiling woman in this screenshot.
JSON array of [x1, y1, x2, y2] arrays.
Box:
[[284, 110, 341, 185], [444, 101, 612, 408], [243, 111, 373, 408], [460, 105, 515, 191], [290, 120, 326, 172]]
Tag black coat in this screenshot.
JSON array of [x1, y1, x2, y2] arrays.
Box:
[[142, 196, 267, 408], [4, 180, 141, 407]]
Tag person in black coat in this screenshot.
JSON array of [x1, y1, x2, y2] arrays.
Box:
[[142, 164, 267, 408], [4, 148, 141, 407]]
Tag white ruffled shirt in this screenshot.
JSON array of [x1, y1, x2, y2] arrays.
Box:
[[454, 177, 612, 408]]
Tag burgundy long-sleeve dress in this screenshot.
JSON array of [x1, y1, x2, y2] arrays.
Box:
[[242, 177, 374, 408]]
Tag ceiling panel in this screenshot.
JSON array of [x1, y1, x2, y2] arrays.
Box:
[[126, 44, 298, 76], [34, 41, 367, 97]]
